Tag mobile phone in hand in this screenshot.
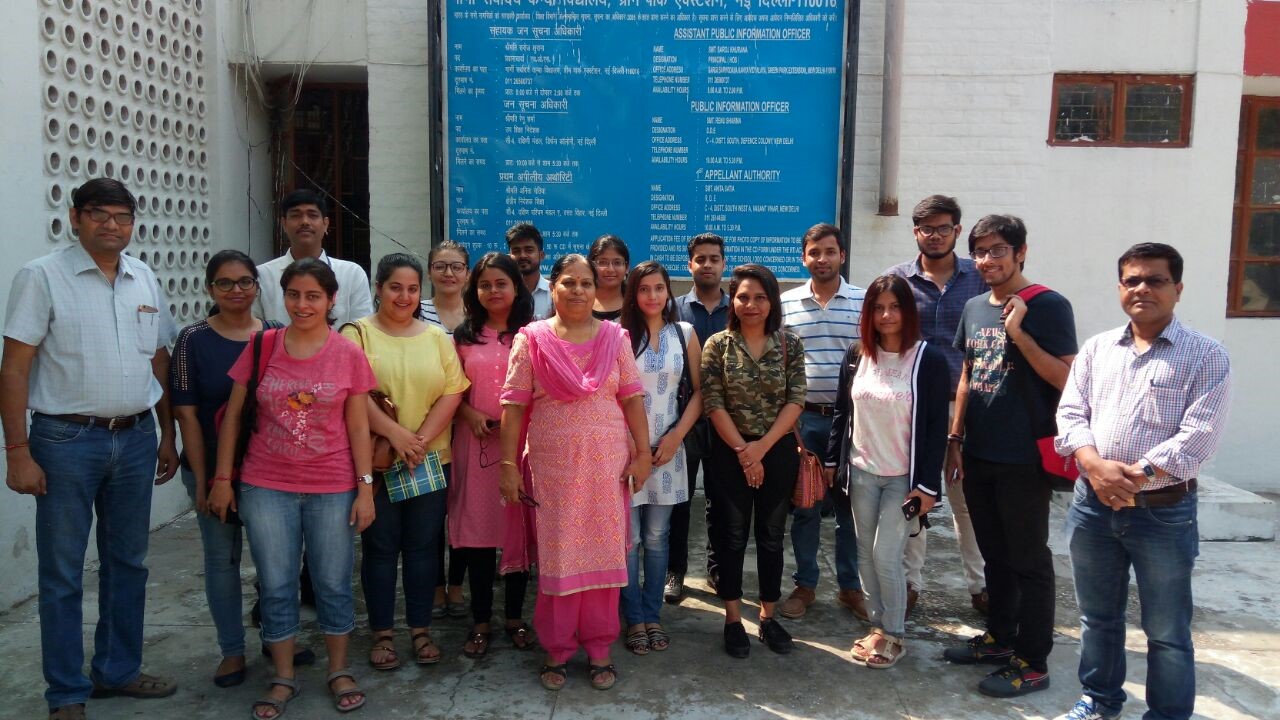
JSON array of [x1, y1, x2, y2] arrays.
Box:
[[485, 419, 500, 430], [901, 495, 923, 521]]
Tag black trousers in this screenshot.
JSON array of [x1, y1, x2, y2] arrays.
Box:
[[667, 423, 718, 581], [705, 432, 798, 603], [454, 547, 529, 624], [962, 453, 1055, 668]]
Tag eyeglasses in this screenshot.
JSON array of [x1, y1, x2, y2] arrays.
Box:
[[915, 224, 956, 238], [1120, 275, 1173, 290], [210, 277, 258, 292], [84, 208, 136, 226], [594, 259, 627, 270], [430, 262, 467, 275], [970, 245, 1013, 261]]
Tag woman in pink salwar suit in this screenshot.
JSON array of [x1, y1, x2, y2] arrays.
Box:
[[498, 254, 652, 692]]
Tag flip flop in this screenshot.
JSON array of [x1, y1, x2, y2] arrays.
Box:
[[505, 623, 537, 650], [463, 630, 491, 659]]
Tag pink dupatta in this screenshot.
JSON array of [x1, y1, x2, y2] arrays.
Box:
[[518, 319, 626, 402]]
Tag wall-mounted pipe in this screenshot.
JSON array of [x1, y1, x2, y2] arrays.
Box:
[[878, 0, 904, 216]]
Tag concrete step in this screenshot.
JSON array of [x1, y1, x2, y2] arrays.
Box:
[[1198, 476, 1276, 541]]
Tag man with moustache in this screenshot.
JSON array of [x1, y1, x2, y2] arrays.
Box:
[[942, 215, 1076, 699], [257, 189, 373, 326], [2, 178, 179, 719], [506, 222, 551, 318], [665, 232, 731, 603], [1053, 243, 1229, 720], [778, 223, 866, 621], [886, 195, 989, 618]]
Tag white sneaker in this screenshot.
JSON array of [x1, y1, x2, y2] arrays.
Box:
[[1056, 695, 1118, 720]]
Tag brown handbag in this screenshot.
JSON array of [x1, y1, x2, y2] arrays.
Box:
[[340, 321, 400, 472], [779, 333, 828, 509]]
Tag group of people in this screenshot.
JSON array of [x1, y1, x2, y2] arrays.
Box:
[[2, 178, 1230, 720]]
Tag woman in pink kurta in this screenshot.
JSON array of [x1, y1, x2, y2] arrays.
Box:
[[449, 252, 537, 658], [498, 254, 652, 692]]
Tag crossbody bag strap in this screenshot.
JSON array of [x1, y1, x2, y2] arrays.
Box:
[[674, 322, 693, 395], [1008, 285, 1056, 437]]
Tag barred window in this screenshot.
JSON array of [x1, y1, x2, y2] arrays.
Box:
[[1230, 97, 1280, 317], [1049, 74, 1193, 148]]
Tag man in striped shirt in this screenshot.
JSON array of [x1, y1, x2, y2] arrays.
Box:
[[778, 223, 866, 620], [1053, 243, 1231, 720]]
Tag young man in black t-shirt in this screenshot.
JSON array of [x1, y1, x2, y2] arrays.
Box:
[[941, 215, 1077, 698]]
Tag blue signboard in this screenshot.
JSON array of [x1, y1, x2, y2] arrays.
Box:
[[446, 0, 848, 279]]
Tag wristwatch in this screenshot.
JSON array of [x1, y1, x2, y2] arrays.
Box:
[[1140, 463, 1157, 483], [358, 473, 374, 485]]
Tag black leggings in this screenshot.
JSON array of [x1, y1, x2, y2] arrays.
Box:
[[704, 432, 798, 603], [453, 547, 530, 624]]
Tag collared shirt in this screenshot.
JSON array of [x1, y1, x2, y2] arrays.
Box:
[[885, 254, 986, 388], [701, 330, 807, 437], [779, 278, 865, 405], [4, 243, 176, 416], [256, 249, 374, 327], [676, 288, 729, 349], [531, 275, 551, 319], [1055, 318, 1231, 491]]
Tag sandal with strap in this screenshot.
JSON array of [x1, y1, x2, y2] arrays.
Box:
[[646, 626, 670, 652], [539, 663, 568, 691], [625, 629, 651, 656], [588, 663, 618, 691], [850, 628, 884, 666], [411, 630, 442, 665], [505, 623, 536, 651], [90, 672, 178, 699], [463, 629, 492, 659], [327, 669, 366, 713], [368, 633, 400, 671], [251, 677, 300, 720], [866, 633, 906, 669]]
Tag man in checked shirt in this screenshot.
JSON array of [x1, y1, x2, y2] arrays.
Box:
[[1053, 242, 1231, 720]]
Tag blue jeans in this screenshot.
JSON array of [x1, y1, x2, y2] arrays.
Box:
[[361, 482, 447, 630], [1066, 482, 1199, 720], [30, 413, 157, 710], [180, 468, 247, 658], [622, 503, 674, 625], [847, 467, 910, 636], [238, 484, 357, 643], [789, 411, 859, 591]]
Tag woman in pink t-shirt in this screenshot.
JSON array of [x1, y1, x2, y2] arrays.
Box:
[[210, 258, 377, 719], [824, 275, 951, 670]]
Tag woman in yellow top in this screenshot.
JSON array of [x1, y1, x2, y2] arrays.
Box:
[[340, 253, 470, 670]]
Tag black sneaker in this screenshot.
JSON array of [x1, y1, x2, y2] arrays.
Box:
[[724, 621, 750, 659], [757, 617, 794, 655], [942, 632, 1014, 665], [663, 572, 685, 604], [978, 657, 1050, 698]]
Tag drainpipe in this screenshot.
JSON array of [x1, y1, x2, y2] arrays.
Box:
[[878, 0, 904, 216]]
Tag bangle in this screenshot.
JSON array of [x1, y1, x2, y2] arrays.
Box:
[[211, 475, 233, 484], [500, 460, 518, 468], [947, 434, 964, 443], [4, 441, 29, 452]]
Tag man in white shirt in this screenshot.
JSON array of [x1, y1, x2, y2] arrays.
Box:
[[505, 222, 551, 318], [257, 190, 374, 326], [2, 178, 179, 717]]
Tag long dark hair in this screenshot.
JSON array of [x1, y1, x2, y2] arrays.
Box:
[[621, 261, 678, 355], [455, 252, 534, 346], [373, 252, 425, 320], [204, 249, 258, 317], [859, 275, 921, 362], [280, 257, 339, 326], [726, 264, 783, 334]]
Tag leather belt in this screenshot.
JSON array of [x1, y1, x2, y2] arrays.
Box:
[[42, 411, 149, 430], [1132, 479, 1197, 508], [803, 402, 835, 417]]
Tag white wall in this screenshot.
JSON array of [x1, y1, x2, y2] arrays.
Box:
[[849, 1, 1272, 489]]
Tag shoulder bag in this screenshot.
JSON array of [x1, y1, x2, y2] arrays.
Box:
[[339, 320, 400, 472]]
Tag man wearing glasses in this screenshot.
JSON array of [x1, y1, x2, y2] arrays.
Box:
[[257, 189, 374, 326], [2, 178, 180, 718], [941, 215, 1077, 699], [886, 196, 989, 619], [1053, 243, 1229, 720]]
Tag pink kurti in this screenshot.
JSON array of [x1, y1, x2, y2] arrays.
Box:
[[501, 325, 643, 596], [449, 327, 512, 548]]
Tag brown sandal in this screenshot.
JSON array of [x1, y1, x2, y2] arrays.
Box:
[[411, 630, 442, 665], [89, 672, 177, 699], [850, 629, 883, 665], [463, 629, 491, 659], [368, 632, 400, 671], [505, 622, 536, 650]]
